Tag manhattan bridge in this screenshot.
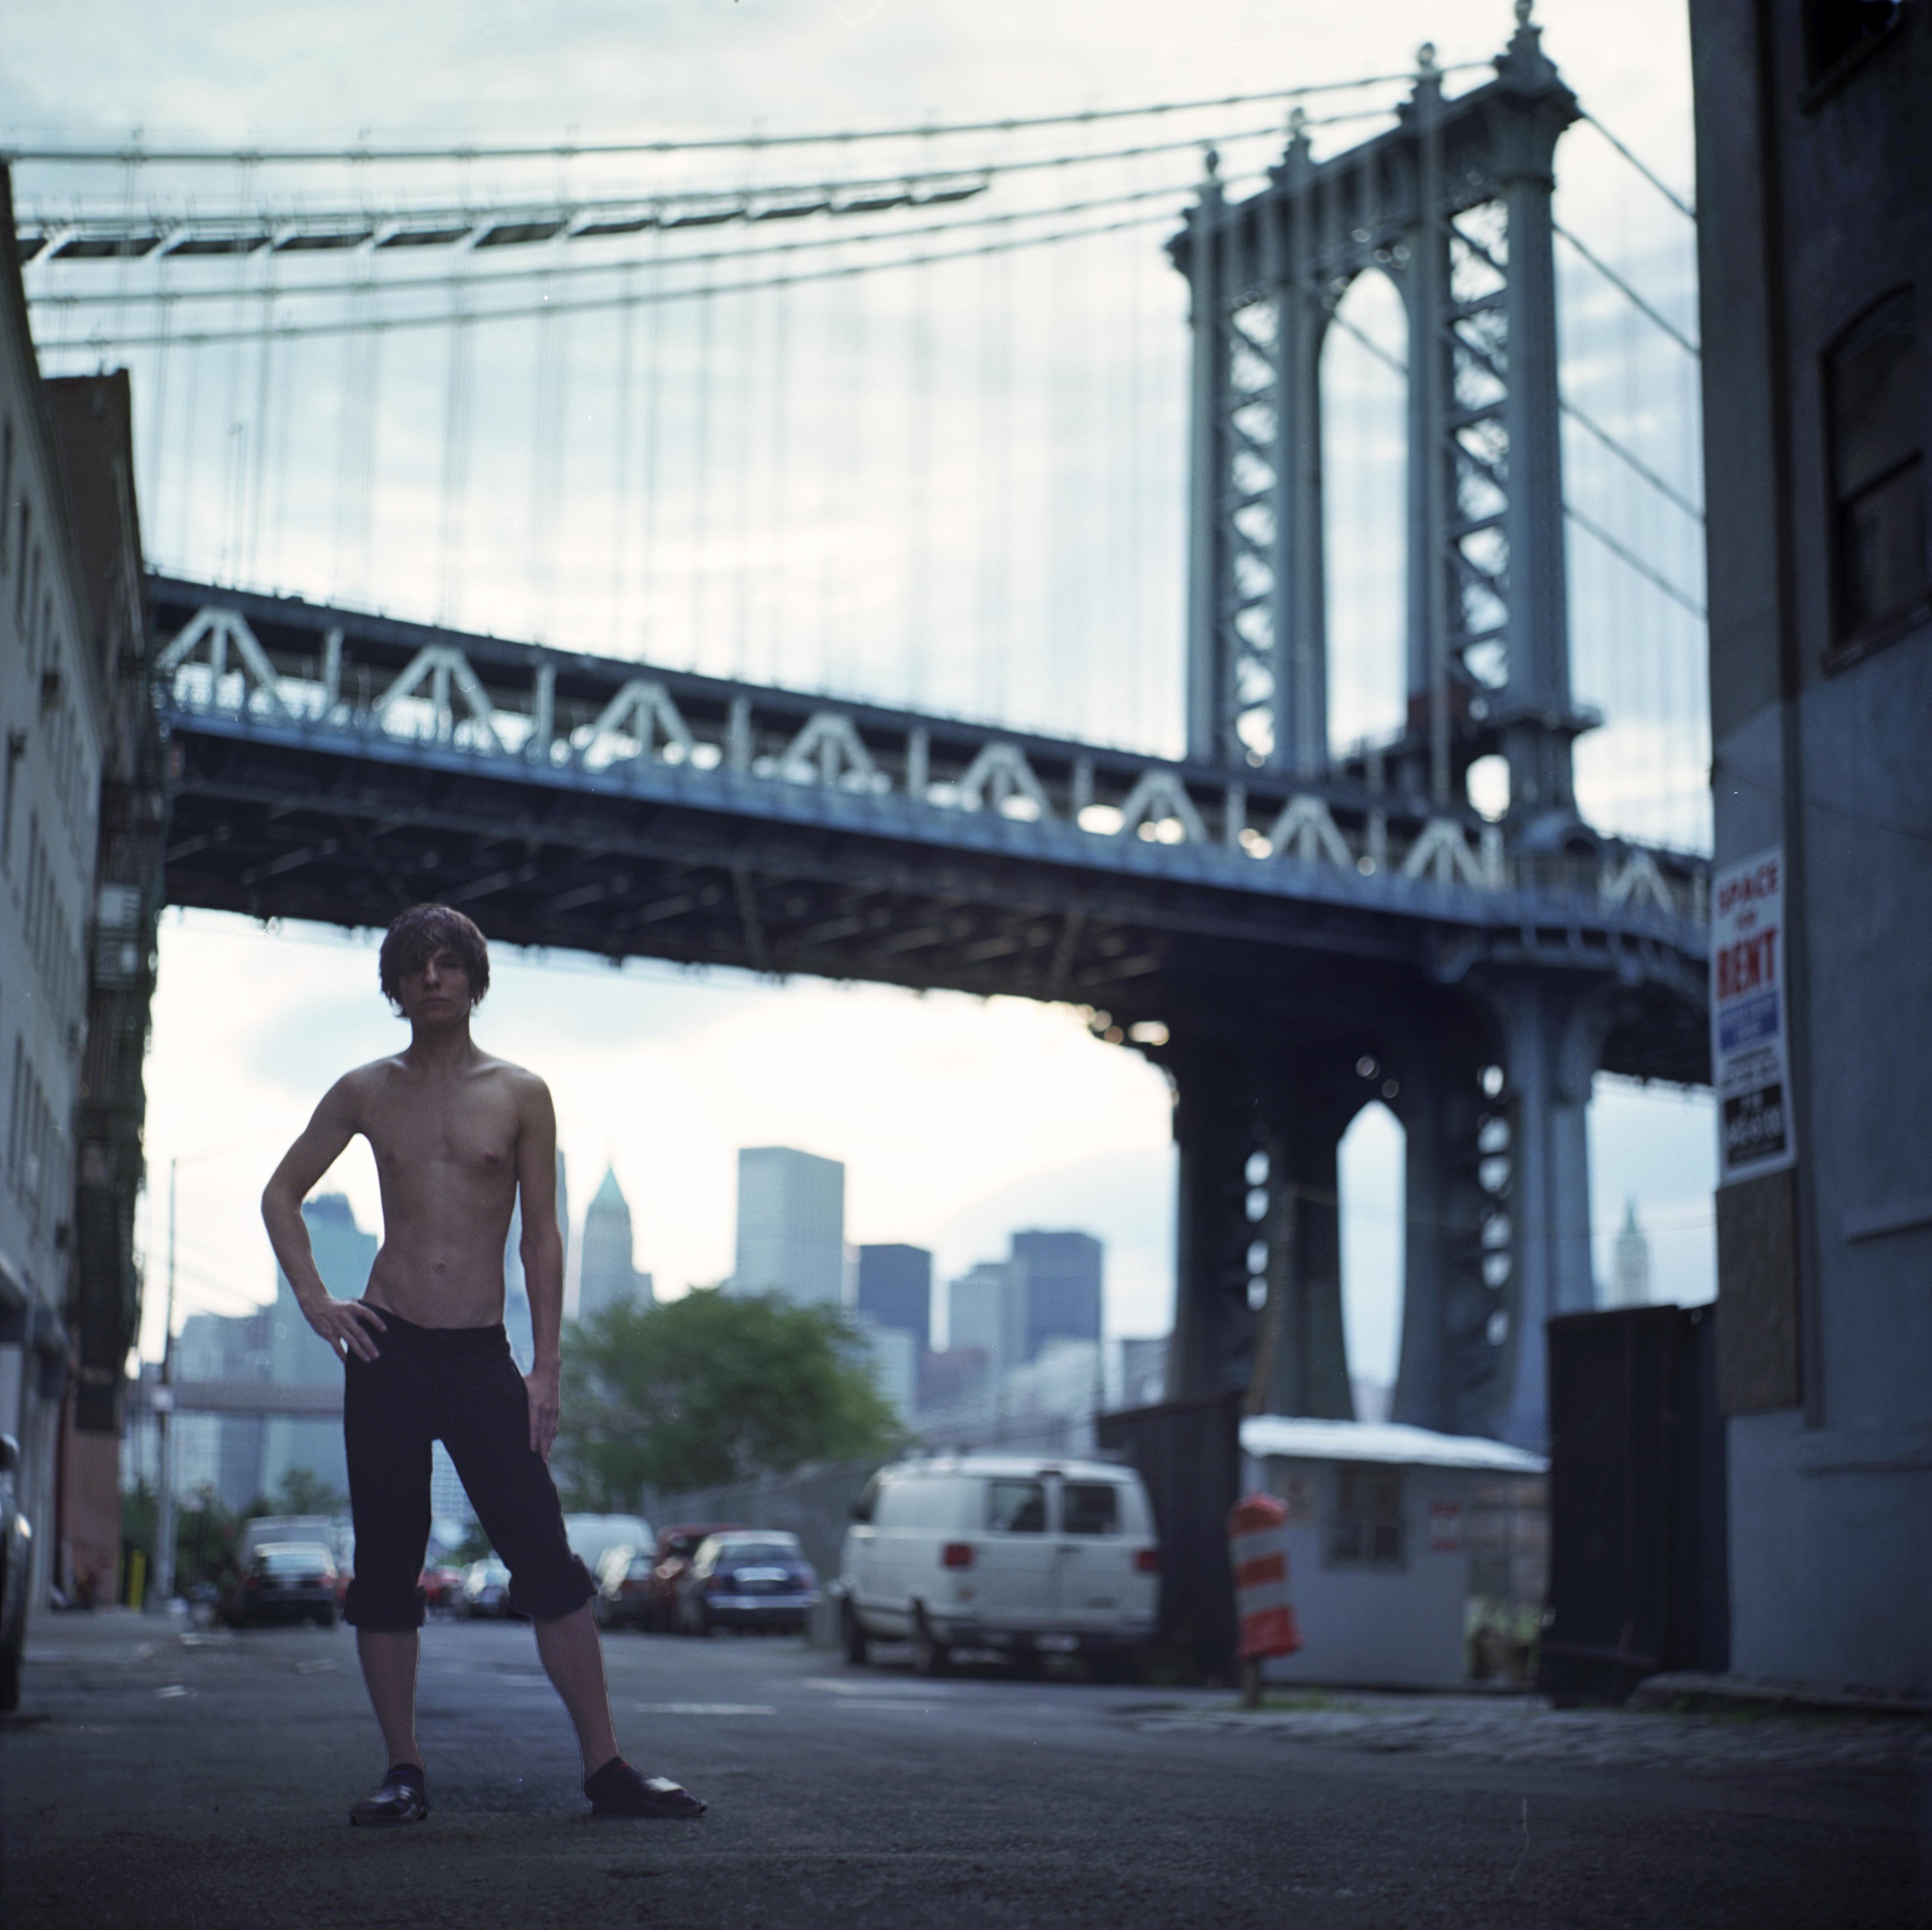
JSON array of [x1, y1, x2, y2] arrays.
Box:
[[19, 9, 1710, 1451]]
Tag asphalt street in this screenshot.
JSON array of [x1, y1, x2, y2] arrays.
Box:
[[2, 1607, 1927, 1929]]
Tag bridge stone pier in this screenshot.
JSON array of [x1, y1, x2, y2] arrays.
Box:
[[145, 13, 1709, 1453]]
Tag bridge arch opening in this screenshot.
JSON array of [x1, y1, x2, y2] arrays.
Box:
[[1320, 271, 1410, 765], [1337, 1096, 1405, 1420]]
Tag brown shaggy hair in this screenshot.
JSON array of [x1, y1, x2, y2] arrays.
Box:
[[378, 904, 490, 1012]]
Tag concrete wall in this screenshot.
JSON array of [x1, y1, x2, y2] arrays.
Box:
[[1691, 0, 1932, 1693]]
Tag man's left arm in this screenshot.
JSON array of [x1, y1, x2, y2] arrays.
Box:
[[514, 1073, 565, 1460]]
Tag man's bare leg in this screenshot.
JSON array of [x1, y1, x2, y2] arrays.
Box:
[[532, 1603, 620, 1775], [356, 1629, 424, 1769]]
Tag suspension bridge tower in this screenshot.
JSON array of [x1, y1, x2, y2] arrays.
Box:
[[1160, 5, 1696, 1448]]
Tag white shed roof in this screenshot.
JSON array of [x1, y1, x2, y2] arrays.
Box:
[[1242, 1415, 1548, 1474]]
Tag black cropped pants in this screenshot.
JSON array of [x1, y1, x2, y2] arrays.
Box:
[[341, 1309, 594, 1633]]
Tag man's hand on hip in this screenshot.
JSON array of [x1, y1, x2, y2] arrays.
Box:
[[525, 1361, 562, 1460], [300, 1294, 387, 1364]]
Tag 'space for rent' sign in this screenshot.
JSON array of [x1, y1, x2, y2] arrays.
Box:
[[1710, 846, 1795, 1183]]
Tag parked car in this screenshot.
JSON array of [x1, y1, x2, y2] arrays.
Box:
[[459, 1555, 517, 1618], [674, 1530, 821, 1638], [591, 1545, 654, 1630], [0, 1435, 31, 1709], [562, 1513, 654, 1583], [633, 1523, 745, 1633], [223, 1540, 342, 1628], [837, 1453, 1159, 1680], [420, 1563, 466, 1613]]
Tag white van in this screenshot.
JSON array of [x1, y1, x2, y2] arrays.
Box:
[[837, 1453, 1159, 1680]]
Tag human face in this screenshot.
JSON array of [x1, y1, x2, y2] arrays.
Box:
[[396, 946, 473, 1023]]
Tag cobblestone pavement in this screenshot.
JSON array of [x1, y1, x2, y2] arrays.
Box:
[[1133, 1689, 1932, 1773]]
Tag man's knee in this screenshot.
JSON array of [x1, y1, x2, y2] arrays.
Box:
[[345, 1579, 428, 1632], [505, 1555, 596, 1625]]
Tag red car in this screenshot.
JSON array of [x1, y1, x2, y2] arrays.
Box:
[[620, 1523, 744, 1633], [420, 1563, 466, 1613]]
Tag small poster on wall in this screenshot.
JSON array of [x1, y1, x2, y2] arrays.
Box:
[[1710, 845, 1796, 1184]]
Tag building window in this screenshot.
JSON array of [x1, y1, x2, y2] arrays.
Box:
[[1327, 1464, 1407, 1568], [1828, 288, 1925, 654], [1804, 0, 1903, 88]]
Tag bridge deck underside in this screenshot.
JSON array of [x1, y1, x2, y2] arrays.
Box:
[[161, 716, 1709, 1087]]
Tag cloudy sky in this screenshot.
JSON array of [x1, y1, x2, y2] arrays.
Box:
[[5, 0, 1715, 1389]]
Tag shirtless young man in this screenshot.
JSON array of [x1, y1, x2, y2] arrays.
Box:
[[260, 903, 704, 1827]]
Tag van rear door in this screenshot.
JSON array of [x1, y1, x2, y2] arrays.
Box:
[[974, 1475, 1057, 1631], [1051, 1478, 1152, 1627]]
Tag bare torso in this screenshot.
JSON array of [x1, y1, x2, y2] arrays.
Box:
[[350, 1049, 538, 1327]]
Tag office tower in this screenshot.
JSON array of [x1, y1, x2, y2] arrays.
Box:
[[173, 1307, 272, 1514], [261, 1194, 373, 1505], [855, 1243, 932, 1347], [855, 1319, 918, 1424], [947, 1261, 1025, 1383], [1011, 1229, 1103, 1363], [578, 1165, 654, 1324], [918, 1346, 991, 1421], [1606, 1201, 1651, 1309], [731, 1147, 844, 1306]]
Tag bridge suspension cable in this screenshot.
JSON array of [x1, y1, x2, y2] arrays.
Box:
[[17, 105, 1396, 269], [1554, 224, 1700, 357], [1325, 305, 1706, 544], [4, 63, 1490, 168], [30, 201, 1201, 351], [1577, 110, 1697, 222], [24, 175, 1239, 323]]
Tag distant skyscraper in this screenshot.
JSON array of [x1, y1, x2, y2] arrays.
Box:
[[947, 1261, 1025, 1382], [731, 1147, 844, 1306], [578, 1165, 654, 1324], [262, 1194, 373, 1506], [855, 1319, 919, 1423], [1012, 1230, 1103, 1363], [1607, 1200, 1652, 1309], [855, 1244, 932, 1347], [173, 1307, 272, 1513]]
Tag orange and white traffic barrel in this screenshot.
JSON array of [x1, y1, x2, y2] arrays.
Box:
[[1229, 1491, 1302, 1663]]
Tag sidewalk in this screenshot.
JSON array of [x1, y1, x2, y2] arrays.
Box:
[[1125, 1683, 1932, 1775]]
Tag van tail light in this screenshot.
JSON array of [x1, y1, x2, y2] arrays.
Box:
[[1135, 1548, 1161, 1574], [941, 1542, 975, 1570]]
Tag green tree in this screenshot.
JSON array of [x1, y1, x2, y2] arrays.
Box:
[[271, 1466, 348, 1516], [556, 1288, 906, 1508]]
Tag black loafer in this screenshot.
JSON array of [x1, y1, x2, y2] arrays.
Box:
[[584, 1757, 707, 1819], [350, 1764, 429, 1826]]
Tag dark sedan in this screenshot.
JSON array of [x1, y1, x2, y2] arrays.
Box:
[[224, 1541, 341, 1628], [0, 1435, 29, 1708], [674, 1531, 821, 1637]]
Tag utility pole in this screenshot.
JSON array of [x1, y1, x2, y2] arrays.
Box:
[[153, 1156, 178, 1606]]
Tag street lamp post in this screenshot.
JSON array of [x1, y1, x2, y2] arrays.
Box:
[[153, 1159, 179, 1606], [150, 1133, 257, 1610]]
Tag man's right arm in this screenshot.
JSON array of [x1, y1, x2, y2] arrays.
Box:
[[261, 1075, 386, 1363]]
